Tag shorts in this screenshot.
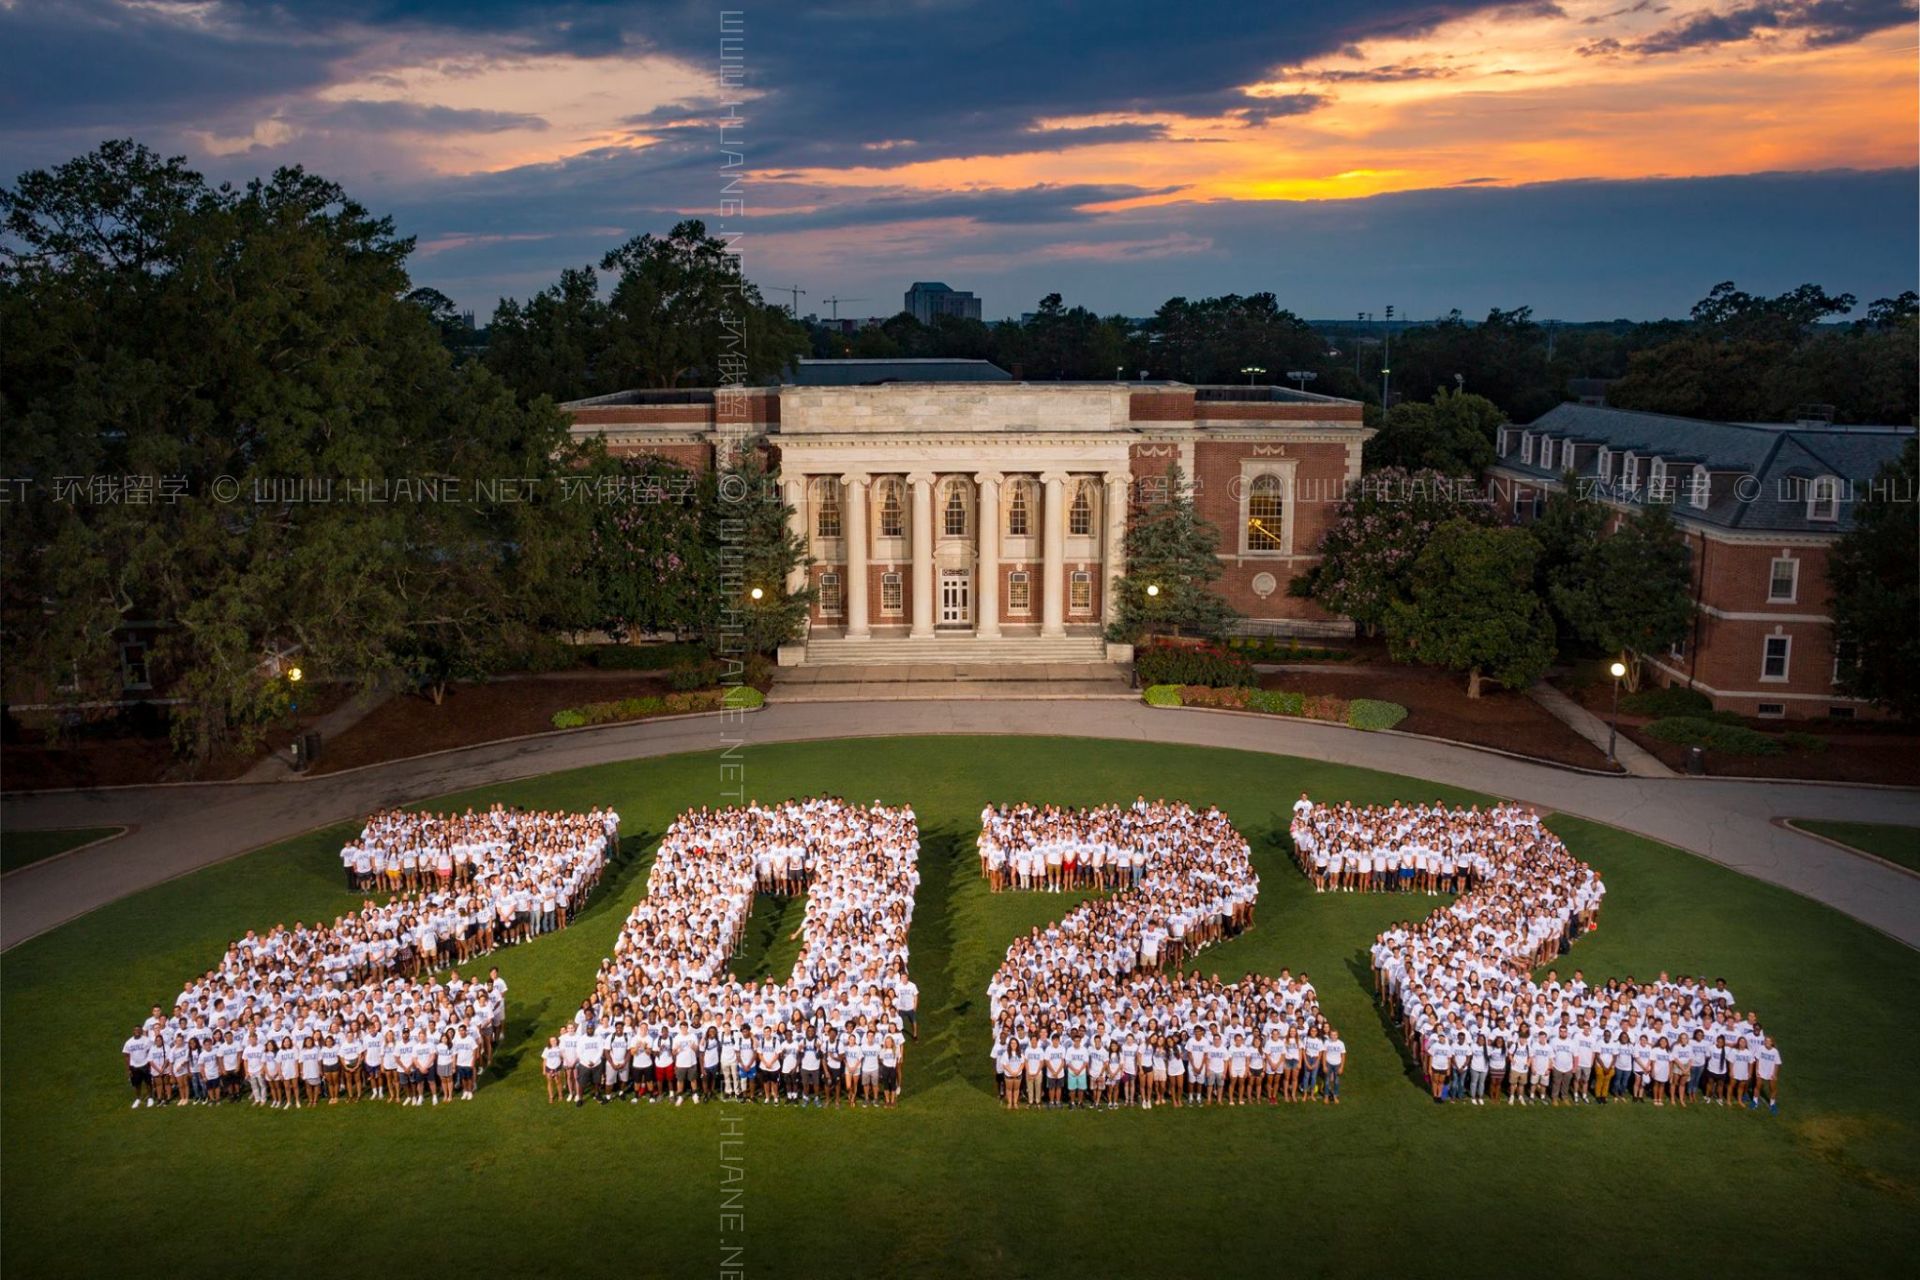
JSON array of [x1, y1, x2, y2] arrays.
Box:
[[1067, 1072, 1088, 1091], [675, 1065, 695, 1087], [437, 1062, 454, 1079], [801, 1068, 821, 1089], [655, 1064, 674, 1086], [457, 1066, 476, 1085], [880, 1066, 897, 1090], [740, 1066, 757, 1083], [128, 1065, 150, 1086]]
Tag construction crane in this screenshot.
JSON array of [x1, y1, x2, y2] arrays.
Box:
[[772, 285, 807, 316], [820, 296, 867, 321]]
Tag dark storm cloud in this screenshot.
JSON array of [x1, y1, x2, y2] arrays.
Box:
[[0, 0, 1498, 171], [1609, 0, 1916, 54]]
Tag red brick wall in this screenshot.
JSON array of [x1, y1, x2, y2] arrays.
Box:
[[1128, 390, 1196, 421], [1198, 403, 1366, 423], [604, 441, 714, 471]]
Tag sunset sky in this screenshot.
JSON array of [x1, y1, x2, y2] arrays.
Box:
[[2, 0, 1915, 319]]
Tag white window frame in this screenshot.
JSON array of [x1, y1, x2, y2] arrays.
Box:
[[1767, 555, 1798, 604], [1669, 633, 1687, 661], [1756, 702, 1786, 719], [1245, 473, 1286, 553], [1006, 570, 1032, 615], [1069, 570, 1093, 615], [1005, 482, 1032, 537], [818, 571, 843, 618], [1648, 457, 1667, 500], [1236, 460, 1296, 557], [1067, 481, 1095, 537], [814, 480, 842, 539], [1806, 475, 1840, 522], [1521, 433, 1535, 465], [942, 480, 969, 538], [120, 640, 152, 691], [1832, 639, 1854, 686], [876, 480, 904, 539], [1761, 634, 1791, 682], [879, 571, 903, 617], [1539, 438, 1554, 471], [1690, 466, 1710, 510]]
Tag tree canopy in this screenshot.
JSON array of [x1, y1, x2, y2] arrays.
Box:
[[1384, 520, 1557, 698], [0, 140, 589, 760], [1107, 465, 1241, 642], [1548, 505, 1695, 688], [1828, 437, 1919, 720]]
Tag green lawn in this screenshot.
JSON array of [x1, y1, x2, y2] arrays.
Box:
[[0, 825, 123, 875], [2, 737, 1915, 1279], [1794, 820, 1920, 874]]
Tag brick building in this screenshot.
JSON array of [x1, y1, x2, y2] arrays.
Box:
[[1490, 403, 1913, 720], [564, 379, 1370, 664]]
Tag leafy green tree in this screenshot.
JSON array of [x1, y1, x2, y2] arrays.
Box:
[[693, 452, 812, 656], [1107, 465, 1240, 642], [577, 452, 707, 642], [1527, 478, 1609, 639], [1362, 387, 1505, 474], [1548, 505, 1693, 689], [485, 267, 609, 401], [1295, 468, 1493, 635], [1384, 520, 1556, 698], [0, 140, 587, 761], [1828, 437, 1919, 720], [599, 220, 807, 389]]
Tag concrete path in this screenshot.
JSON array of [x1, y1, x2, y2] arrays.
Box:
[[1528, 682, 1675, 778], [237, 686, 395, 782], [3, 701, 1916, 951]]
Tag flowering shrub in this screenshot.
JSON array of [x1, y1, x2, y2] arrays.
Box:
[[1177, 684, 1250, 708], [1134, 642, 1257, 689], [552, 688, 761, 729], [1301, 695, 1351, 723], [1347, 698, 1408, 731]]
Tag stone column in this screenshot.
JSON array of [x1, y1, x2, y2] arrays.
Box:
[[908, 471, 936, 638], [842, 473, 870, 639], [783, 476, 808, 595], [1103, 472, 1130, 625], [1040, 471, 1068, 637], [975, 472, 1002, 639]]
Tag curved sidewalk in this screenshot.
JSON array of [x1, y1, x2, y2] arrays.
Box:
[[3, 700, 1917, 951]]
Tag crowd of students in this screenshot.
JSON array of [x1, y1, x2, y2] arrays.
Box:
[[551, 797, 920, 1107], [980, 799, 1344, 1109], [120, 804, 617, 1109], [1291, 796, 1782, 1111]]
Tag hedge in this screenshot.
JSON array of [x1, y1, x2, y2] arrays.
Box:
[[1619, 686, 1713, 718], [1246, 688, 1304, 716], [551, 687, 760, 730], [1134, 642, 1258, 689], [1347, 698, 1409, 731], [1225, 637, 1356, 663], [1143, 684, 1184, 707], [1644, 716, 1784, 756]]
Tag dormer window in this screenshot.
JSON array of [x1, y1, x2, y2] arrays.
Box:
[[1690, 466, 1709, 510], [1648, 457, 1667, 499], [1595, 447, 1610, 479], [1540, 438, 1555, 470], [1807, 475, 1840, 522], [1521, 433, 1535, 465], [1620, 452, 1638, 492]]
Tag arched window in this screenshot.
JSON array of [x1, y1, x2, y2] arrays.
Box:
[[1247, 473, 1285, 552], [1690, 466, 1710, 509], [1068, 481, 1094, 536], [814, 480, 842, 539], [877, 480, 904, 538], [942, 480, 969, 537], [1006, 482, 1031, 536]]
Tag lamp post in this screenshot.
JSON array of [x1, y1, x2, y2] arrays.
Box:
[[749, 586, 764, 602], [1607, 659, 1627, 763], [1240, 365, 1265, 386]]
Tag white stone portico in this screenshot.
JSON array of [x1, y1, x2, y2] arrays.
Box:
[[777, 385, 1135, 661]]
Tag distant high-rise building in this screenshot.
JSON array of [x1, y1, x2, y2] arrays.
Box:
[[904, 281, 982, 325]]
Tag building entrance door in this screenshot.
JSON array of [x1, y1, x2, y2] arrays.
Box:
[[938, 569, 971, 626]]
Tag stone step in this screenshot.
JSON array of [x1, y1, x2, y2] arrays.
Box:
[[803, 635, 1107, 666]]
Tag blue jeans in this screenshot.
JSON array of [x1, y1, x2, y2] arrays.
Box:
[[1688, 1064, 1706, 1096], [189, 1074, 208, 1101], [1323, 1064, 1341, 1099], [1301, 1065, 1319, 1094], [1469, 1068, 1488, 1099]]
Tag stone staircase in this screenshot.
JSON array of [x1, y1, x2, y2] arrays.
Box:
[[802, 633, 1108, 666]]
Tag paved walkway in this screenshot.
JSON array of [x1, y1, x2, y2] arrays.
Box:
[[237, 686, 395, 782], [3, 701, 1916, 951], [1527, 682, 1675, 777]]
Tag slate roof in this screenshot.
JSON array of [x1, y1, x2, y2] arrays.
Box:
[[790, 358, 1012, 386], [1496, 403, 1912, 534]]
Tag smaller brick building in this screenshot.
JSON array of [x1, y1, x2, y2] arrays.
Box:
[[1491, 403, 1913, 720], [564, 378, 1371, 663]]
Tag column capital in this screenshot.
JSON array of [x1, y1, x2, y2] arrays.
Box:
[[905, 470, 938, 487], [838, 471, 870, 488], [973, 470, 1004, 486], [1103, 471, 1132, 488], [1039, 470, 1072, 487]]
